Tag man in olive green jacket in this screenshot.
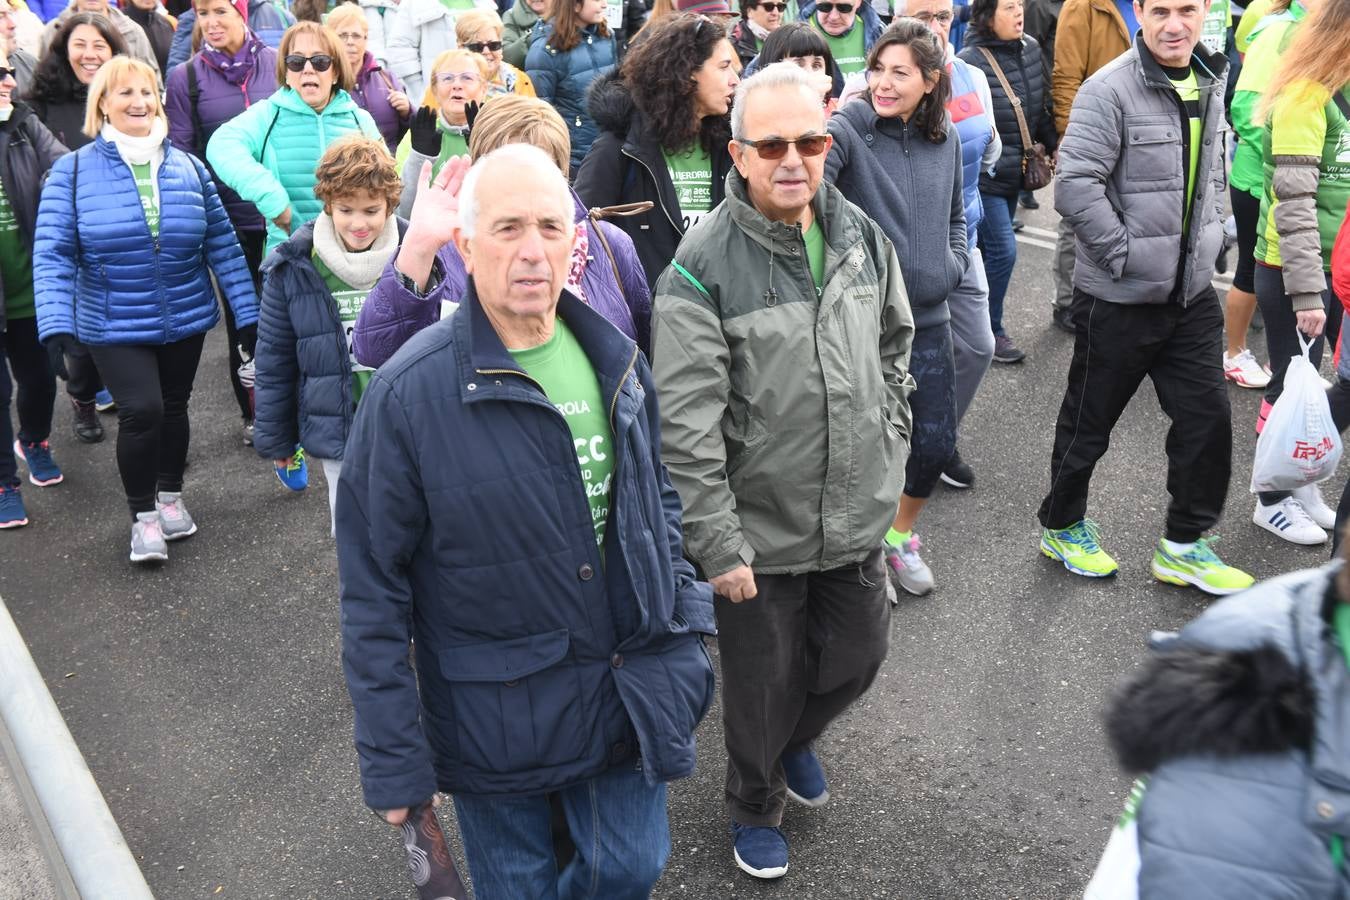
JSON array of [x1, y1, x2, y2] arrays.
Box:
[[651, 62, 914, 881]]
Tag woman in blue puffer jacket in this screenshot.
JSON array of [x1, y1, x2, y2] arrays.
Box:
[[525, 0, 615, 173], [34, 57, 258, 564]]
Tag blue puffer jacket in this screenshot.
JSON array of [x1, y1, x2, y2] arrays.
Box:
[[252, 219, 407, 462], [525, 23, 616, 171], [337, 284, 717, 806], [33, 136, 259, 346], [206, 87, 381, 256]]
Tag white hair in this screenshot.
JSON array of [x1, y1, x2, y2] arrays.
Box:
[[730, 62, 829, 141], [458, 143, 574, 239]]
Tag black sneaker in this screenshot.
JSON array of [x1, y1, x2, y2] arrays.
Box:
[[1012, 218, 1026, 233], [1019, 190, 1039, 210], [1051, 305, 1076, 334], [992, 334, 1026, 364], [940, 450, 974, 489], [71, 398, 104, 443]]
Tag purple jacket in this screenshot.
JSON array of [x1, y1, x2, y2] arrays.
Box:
[[353, 191, 651, 367], [349, 53, 409, 155], [164, 42, 280, 231]]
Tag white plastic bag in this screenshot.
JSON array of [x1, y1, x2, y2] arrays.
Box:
[[1083, 779, 1145, 900], [1250, 337, 1343, 493]]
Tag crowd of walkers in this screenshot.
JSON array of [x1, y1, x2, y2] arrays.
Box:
[[4, 0, 1350, 893]]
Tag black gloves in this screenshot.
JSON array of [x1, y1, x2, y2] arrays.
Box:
[[43, 333, 75, 381], [463, 100, 480, 136], [236, 323, 257, 359], [410, 107, 441, 157]]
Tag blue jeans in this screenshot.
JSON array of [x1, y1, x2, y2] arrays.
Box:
[[977, 191, 1018, 337], [452, 765, 669, 900]]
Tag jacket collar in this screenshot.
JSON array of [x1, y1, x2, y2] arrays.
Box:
[[272, 85, 358, 116], [723, 167, 858, 253], [1131, 31, 1229, 89]]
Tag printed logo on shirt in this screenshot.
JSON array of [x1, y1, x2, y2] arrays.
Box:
[[948, 90, 985, 124], [555, 397, 611, 543]]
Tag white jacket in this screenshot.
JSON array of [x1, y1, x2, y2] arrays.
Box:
[[383, 0, 496, 99], [359, 0, 400, 67]]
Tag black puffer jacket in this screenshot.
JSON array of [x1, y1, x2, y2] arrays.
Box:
[[27, 88, 90, 152], [958, 31, 1057, 197], [574, 71, 735, 291], [0, 103, 67, 335]]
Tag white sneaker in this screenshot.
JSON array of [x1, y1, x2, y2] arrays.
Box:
[[130, 511, 169, 562], [1253, 497, 1327, 545], [1224, 349, 1271, 389], [1293, 483, 1336, 529], [885, 535, 935, 595], [156, 491, 198, 541]]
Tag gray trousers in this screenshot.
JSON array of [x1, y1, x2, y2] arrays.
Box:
[[1053, 218, 1075, 310], [716, 549, 891, 827], [949, 248, 995, 424]]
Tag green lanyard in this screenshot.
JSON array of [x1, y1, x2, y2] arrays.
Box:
[[1330, 604, 1350, 869]]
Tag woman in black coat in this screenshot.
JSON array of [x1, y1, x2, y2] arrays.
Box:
[[958, 0, 1055, 364]]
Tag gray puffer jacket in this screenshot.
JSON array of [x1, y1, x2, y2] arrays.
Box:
[[1054, 36, 1229, 306], [1105, 563, 1349, 898]]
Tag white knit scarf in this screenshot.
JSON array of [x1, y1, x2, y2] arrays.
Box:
[[312, 212, 399, 291], [102, 118, 167, 209]]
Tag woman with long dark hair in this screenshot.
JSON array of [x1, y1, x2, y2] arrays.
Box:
[[826, 19, 964, 596], [575, 13, 739, 288], [525, 0, 615, 172]]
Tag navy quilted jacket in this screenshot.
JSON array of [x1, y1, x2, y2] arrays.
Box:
[[525, 23, 616, 171], [33, 136, 259, 345]]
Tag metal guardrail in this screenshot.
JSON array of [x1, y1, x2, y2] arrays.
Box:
[[0, 595, 155, 900]]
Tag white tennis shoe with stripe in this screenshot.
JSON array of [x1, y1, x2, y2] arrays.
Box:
[[1253, 497, 1327, 545]]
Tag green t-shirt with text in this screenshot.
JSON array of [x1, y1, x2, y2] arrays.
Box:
[[131, 161, 158, 237], [663, 144, 714, 231], [0, 180, 34, 320], [313, 252, 376, 405], [1199, 0, 1231, 56], [804, 219, 825, 294], [508, 320, 614, 549], [813, 18, 867, 75], [1166, 67, 1201, 229]]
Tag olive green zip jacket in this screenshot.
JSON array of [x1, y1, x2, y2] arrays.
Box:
[[652, 171, 915, 578]]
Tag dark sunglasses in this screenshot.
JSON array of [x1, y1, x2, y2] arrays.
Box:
[[284, 53, 334, 73], [753, 2, 788, 10], [465, 39, 503, 53], [738, 134, 828, 160], [814, 2, 855, 12], [0, 67, 15, 82]]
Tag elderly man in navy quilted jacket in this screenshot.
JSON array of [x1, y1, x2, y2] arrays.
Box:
[[336, 144, 718, 900]]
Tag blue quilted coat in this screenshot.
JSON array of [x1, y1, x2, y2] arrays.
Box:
[[33, 136, 258, 346], [525, 23, 616, 172]]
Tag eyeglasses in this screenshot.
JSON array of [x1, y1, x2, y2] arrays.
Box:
[[814, 2, 855, 13], [434, 71, 482, 85], [738, 134, 828, 160], [335, 30, 366, 42], [753, 2, 788, 10], [464, 40, 503, 53], [910, 9, 953, 21], [0, 67, 14, 81], [284, 53, 334, 72]]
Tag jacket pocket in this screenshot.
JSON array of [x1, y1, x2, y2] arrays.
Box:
[[437, 629, 589, 774], [1124, 122, 1182, 183]]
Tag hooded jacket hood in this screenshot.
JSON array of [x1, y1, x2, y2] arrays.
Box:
[[586, 68, 635, 139]]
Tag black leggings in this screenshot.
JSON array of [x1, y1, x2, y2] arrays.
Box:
[[0, 316, 57, 486], [89, 334, 206, 519], [222, 227, 265, 422], [1230, 184, 1260, 295]]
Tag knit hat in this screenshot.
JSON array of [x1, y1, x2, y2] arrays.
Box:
[[674, 0, 734, 13], [230, 0, 248, 23]]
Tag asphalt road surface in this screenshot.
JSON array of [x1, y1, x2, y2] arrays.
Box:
[[0, 201, 1333, 899]]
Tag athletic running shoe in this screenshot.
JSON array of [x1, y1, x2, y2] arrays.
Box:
[[731, 823, 788, 880], [993, 334, 1025, 364], [156, 491, 198, 541], [1150, 538, 1254, 596], [782, 746, 829, 807], [0, 485, 28, 528], [1223, 349, 1271, 389], [130, 510, 169, 563], [94, 388, 116, 412], [1292, 483, 1336, 530], [1020, 190, 1040, 210], [885, 534, 935, 595], [1040, 519, 1118, 577], [940, 449, 975, 489], [242, 419, 255, 447], [275, 446, 309, 492], [1253, 496, 1327, 545], [70, 397, 103, 443], [13, 439, 63, 487]]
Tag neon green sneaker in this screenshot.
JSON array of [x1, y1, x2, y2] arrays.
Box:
[[1040, 519, 1118, 577], [1150, 537, 1254, 596]]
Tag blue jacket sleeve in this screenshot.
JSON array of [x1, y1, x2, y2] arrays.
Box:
[[168, 9, 194, 70], [601, 221, 651, 355], [196, 155, 259, 327], [525, 39, 557, 103], [32, 154, 77, 342], [206, 99, 291, 222], [336, 372, 438, 811], [252, 261, 300, 461], [352, 247, 466, 368]]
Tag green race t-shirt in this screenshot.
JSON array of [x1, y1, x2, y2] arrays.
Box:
[[313, 252, 376, 405], [131, 161, 158, 237], [803, 218, 825, 294], [437, 0, 475, 13], [813, 18, 867, 75], [1165, 66, 1201, 229], [1199, 0, 1231, 56], [0, 179, 34, 320], [663, 143, 714, 231], [508, 320, 614, 549]]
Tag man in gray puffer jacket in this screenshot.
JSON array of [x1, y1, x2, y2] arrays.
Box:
[[1035, 0, 1251, 597]]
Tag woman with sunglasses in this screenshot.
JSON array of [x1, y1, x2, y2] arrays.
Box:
[[575, 14, 738, 289], [826, 20, 963, 597], [456, 8, 534, 97], [730, 0, 786, 66], [34, 57, 258, 562], [394, 47, 487, 215], [208, 22, 381, 257], [526, 0, 616, 173], [326, 4, 409, 155], [164, 0, 277, 445]]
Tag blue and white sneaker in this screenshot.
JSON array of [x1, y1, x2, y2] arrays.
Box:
[[275, 446, 309, 492], [1253, 497, 1326, 545], [731, 823, 789, 880], [13, 439, 63, 487], [0, 485, 28, 528], [782, 745, 829, 807], [94, 388, 116, 413]]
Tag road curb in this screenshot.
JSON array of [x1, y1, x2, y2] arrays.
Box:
[[0, 595, 155, 900]]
